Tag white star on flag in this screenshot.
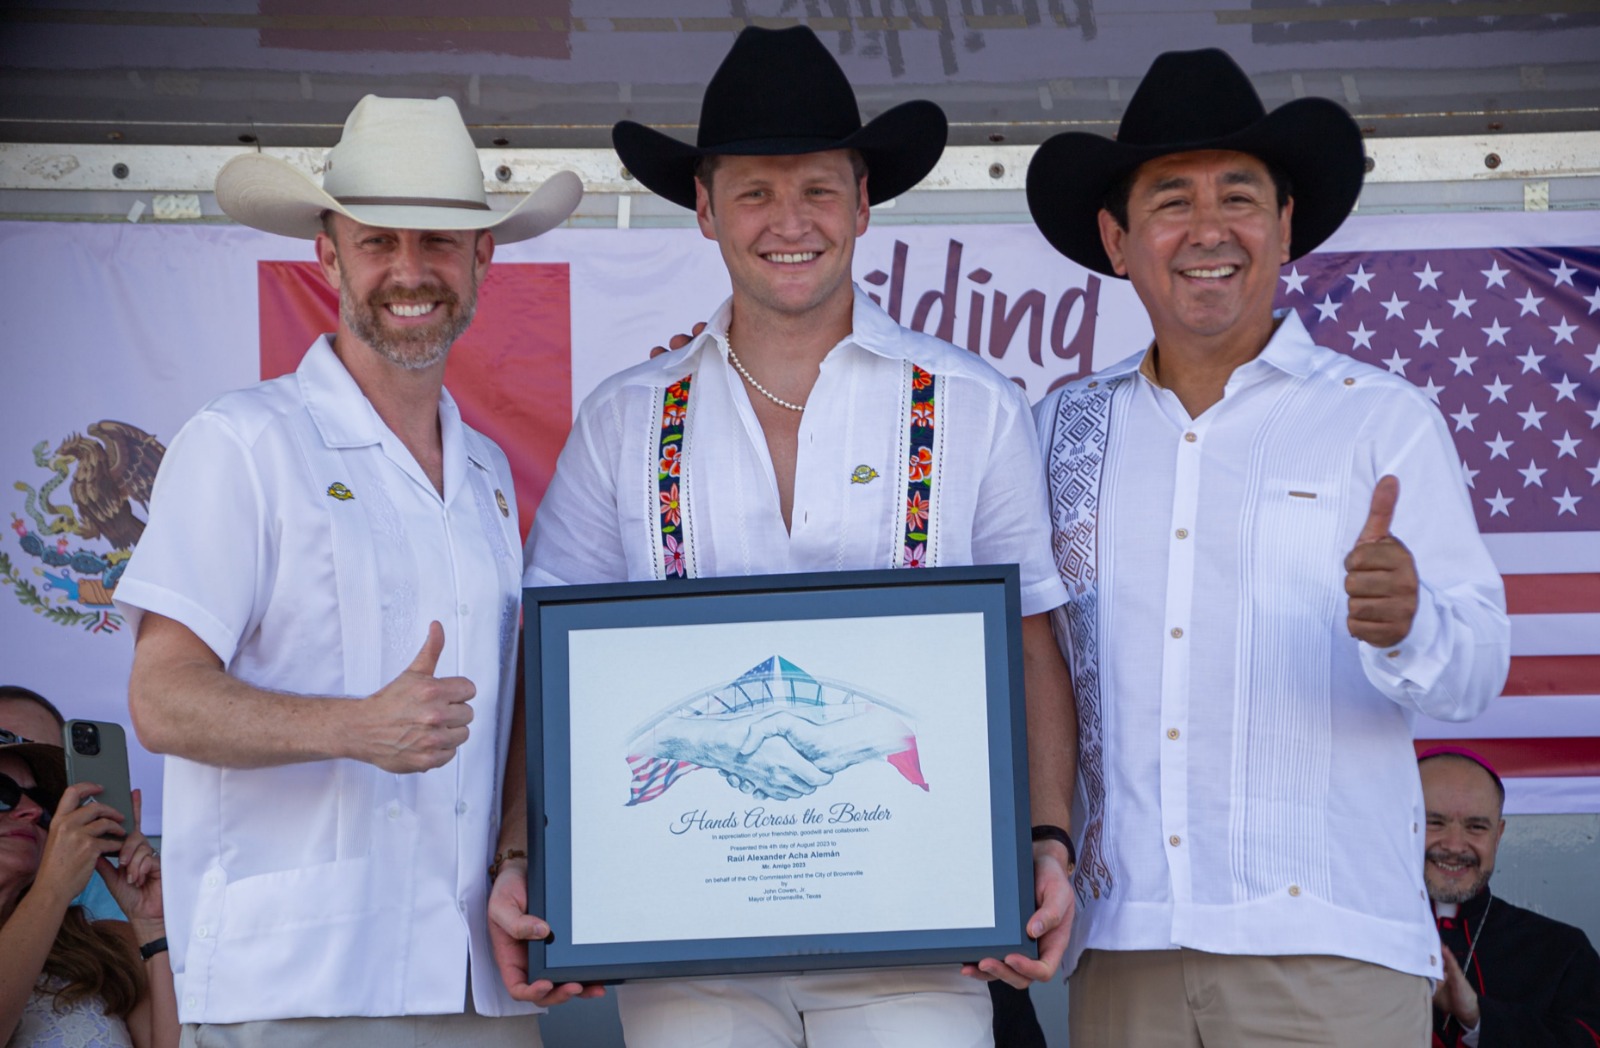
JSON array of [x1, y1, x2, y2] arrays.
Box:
[[1484, 489, 1512, 516], [1348, 322, 1375, 350], [1281, 267, 1308, 295], [1482, 318, 1511, 345], [1315, 294, 1342, 321], [1550, 260, 1578, 287], [1482, 260, 1510, 288], [1447, 290, 1477, 317], [1553, 431, 1582, 457], [1346, 265, 1375, 292], [1449, 349, 1478, 375], [1415, 262, 1443, 290], [1554, 488, 1582, 514], [1518, 403, 1548, 430], [1381, 293, 1409, 319], [1550, 317, 1578, 343], [1462, 462, 1479, 488], [1515, 289, 1545, 316], [1586, 347, 1600, 372], [1588, 459, 1600, 484], [1519, 460, 1548, 487], [1588, 403, 1600, 429], [1484, 376, 1513, 403], [1418, 377, 1444, 403], [1450, 405, 1479, 432], [1585, 285, 1600, 314], [1516, 347, 1546, 373], [1486, 432, 1514, 459], [1384, 351, 1410, 376], [1552, 375, 1580, 401], [1415, 320, 1443, 347]]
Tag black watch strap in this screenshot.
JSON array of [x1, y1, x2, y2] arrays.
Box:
[[139, 936, 169, 961], [1031, 824, 1077, 868]]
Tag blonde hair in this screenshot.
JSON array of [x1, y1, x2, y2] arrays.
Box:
[[36, 904, 143, 1018]]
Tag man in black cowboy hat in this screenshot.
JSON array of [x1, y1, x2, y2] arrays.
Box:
[[1025, 48, 1509, 1046], [117, 95, 588, 1043], [508, 24, 1078, 1047]]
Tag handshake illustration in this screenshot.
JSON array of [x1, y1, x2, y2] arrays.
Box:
[[624, 657, 929, 805]]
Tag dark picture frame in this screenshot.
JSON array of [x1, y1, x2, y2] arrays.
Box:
[[523, 565, 1035, 983]]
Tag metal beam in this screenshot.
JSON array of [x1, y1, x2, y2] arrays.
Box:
[[4, 133, 1599, 195]]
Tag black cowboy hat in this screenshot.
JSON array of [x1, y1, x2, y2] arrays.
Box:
[[1027, 48, 1365, 277], [613, 26, 947, 211]]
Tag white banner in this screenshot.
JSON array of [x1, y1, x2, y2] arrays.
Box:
[[2, 210, 1597, 824]]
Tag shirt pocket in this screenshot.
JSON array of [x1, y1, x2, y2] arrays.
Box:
[[1249, 479, 1347, 620]]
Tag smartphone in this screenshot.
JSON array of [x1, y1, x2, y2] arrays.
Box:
[[62, 719, 135, 829]]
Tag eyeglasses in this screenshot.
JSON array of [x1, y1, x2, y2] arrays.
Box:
[[0, 729, 40, 746], [0, 770, 53, 827]]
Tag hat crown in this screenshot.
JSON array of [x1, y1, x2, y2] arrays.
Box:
[[695, 26, 863, 149], [321, 95, 488, 206], [1117, 49, 1269, 149]]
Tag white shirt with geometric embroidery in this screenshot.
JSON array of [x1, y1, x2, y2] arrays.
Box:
[[1035, 309, 1509, 981]]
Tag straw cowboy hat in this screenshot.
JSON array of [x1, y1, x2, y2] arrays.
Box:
[[215, 95, 582, 242], [613, 25, 947, 211], [1027, 48, 1365, 276]]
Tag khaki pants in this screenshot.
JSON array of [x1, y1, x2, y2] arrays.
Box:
[[1069, 949, 1430, 1048], [180, 991, 543, 1048], [618, 967, 993, 1048]]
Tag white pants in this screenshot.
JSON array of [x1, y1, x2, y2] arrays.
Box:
[[617, 967, 993, 1048]]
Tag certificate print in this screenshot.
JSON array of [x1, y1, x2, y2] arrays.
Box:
[[565, 611, 997, 948], [625, 655, 930, 807]]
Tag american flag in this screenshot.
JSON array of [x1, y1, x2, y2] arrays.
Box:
[[1276, 246, 1600, 798]]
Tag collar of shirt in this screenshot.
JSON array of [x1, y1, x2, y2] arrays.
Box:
[[1132, 308, 1323, 394], [295, 334, 479, 504], [638, 284, 941, 385]]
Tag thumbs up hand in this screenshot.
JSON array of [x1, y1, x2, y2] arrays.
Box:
[[1343, 475, 1420, 649], [358, 620, 476, 772]]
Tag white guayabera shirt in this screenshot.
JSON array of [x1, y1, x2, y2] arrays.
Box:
[[1037, 309, 1510, 981]]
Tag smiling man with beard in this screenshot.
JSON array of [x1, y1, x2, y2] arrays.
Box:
[[1420, 748, 1600, 1048], [114, 96, 589, 1045]]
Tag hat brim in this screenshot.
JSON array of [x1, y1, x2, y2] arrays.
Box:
[[614, 99, 947, 211], [1026, 97, 1365, 276], [0, 740, 67, 811], [216, 155, 583, 244]]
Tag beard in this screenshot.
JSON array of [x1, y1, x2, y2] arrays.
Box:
[[340, 277, 479, 371], [1425, 846, 1490, 904]]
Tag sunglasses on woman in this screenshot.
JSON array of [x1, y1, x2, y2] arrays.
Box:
[[0, 729, 57, 828]]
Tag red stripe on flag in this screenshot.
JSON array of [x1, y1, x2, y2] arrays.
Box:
[[1503, 574, 1600, 615], [1415, 737, 1600, 777], [1503, 656, 1600, 696]]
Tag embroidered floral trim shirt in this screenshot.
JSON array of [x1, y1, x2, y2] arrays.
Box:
[[526, 285, 1065, 618]]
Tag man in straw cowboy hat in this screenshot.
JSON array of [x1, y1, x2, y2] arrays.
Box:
[[505, 24, 1079, 1046], [116, 95, 587, 1043], [1025, 48, 1510, 1045]]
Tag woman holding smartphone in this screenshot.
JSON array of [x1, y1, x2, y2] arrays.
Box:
[[0, 731, 177, 1048]]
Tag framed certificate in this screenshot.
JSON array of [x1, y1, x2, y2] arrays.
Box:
[[522, 566, 1035, 983]]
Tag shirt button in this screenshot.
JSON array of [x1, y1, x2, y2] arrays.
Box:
[[1184, 431, 1197, 443], [186, 996, 198, 1010], [388, 803, 401, 821], [1170, 627, 1184, 639], [1175, 528, 1189, 540], [204, 873, 221, 888], [1344, 377, 1356, 387], [1169, 835, 1181, 847], [1412, 822, 1418, 833], [1166, 728, 1180, 740], [459, 603, 471, 616], [1289, 885, 1301, 897], [195, 925, 209, 939], [1387, 649, 1401, 659], [1430, 954, 1437, 965], [457, 801, 469, 815]]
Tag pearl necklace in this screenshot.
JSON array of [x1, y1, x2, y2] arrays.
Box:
[[726, 335, 805, 412]]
